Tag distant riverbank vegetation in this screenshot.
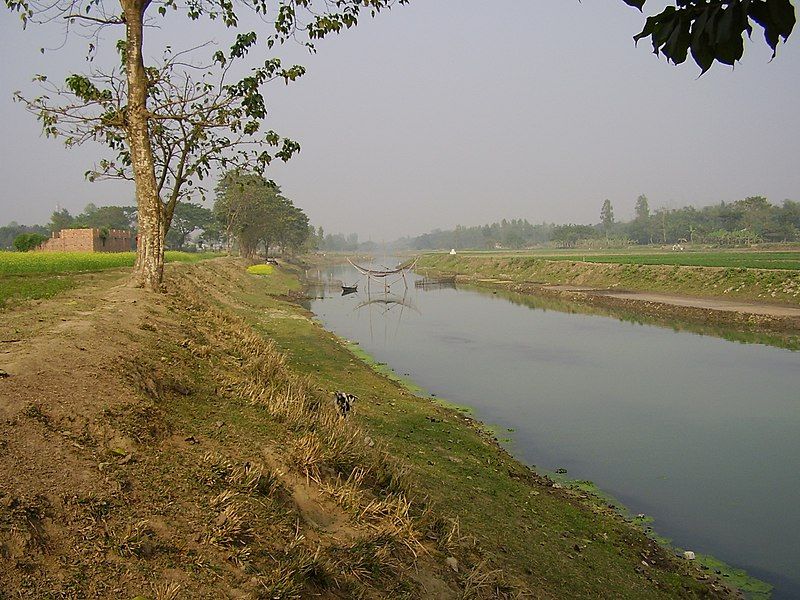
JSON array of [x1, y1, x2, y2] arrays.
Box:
[[1, 173, 320, 258], [400, 196, 800, 251]]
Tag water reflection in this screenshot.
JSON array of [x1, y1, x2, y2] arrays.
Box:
[[480, 284, 800, 351], [355, 293, 420, 315], [307, 262, 799, 351], [414, 276, 457, 290], [306, 260, 425, 342]]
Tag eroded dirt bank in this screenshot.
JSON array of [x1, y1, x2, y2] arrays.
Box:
[[1, 259, 741, 598]]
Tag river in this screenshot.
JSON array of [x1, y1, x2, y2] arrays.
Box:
[[307, 261, 800, 598]]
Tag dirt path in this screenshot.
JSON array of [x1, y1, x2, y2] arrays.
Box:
[[576, 288, 800, 318]]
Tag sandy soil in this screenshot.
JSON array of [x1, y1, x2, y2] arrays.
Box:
[[548, 286, 800, 318]]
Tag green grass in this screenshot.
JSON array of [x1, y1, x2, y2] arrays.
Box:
[[418, 252, 800, 305], [0, 250, 221, 275], [0, 274, 79, 307], [540, 251, 800, 270], [0, 251, 222, 307], [448, 249, 800, 270]]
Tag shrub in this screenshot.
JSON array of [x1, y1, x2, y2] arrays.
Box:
[[13, 233, 48, 252]]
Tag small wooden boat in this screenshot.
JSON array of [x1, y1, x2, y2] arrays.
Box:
[[341, 284, 358, 296]]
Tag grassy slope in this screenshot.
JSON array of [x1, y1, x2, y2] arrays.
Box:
[[539, 251, 800, 271], [190, 259, 736, 599], [444, 250, 800, 271], [416, 253, 800, 305]]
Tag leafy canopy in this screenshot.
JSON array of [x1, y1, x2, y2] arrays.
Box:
[[13, 232, 48, 251], [214, 170, 310, 257], [623, 0, 795, 72]]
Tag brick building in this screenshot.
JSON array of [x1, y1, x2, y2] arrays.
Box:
[[38, 228, 132, 253]]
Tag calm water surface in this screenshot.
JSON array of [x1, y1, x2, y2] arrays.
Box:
[[308, 262, 800, 598]]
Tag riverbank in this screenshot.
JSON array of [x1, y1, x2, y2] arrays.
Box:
[[415, 253, 800, 348], [1, 258, 743, 598]]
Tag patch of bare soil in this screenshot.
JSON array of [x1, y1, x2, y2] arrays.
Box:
[[567, 288, 800, 318]]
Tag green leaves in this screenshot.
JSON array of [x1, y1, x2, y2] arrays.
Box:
[[65, 74, 113, 102], [627, 0, 796, 72], [213, 170, 310, 256], [4, 0, 33, 27], [230, 32, 257, 59]]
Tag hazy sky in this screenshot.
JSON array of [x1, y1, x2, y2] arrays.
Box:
[[1, 2, 798, 241]]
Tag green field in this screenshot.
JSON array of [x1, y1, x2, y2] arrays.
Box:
[[0, 250, 220, 275], [0, 251, 221, 306], [448, 249, 800, 270], [536, 251, 800, 270]]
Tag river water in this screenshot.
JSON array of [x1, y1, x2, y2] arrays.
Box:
[[308, 262, 800, 598]]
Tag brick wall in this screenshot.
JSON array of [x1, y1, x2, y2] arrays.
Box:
[[39, 228, 132, 253]]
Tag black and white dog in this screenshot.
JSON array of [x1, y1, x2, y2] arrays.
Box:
[[334, 391, 357, 418]]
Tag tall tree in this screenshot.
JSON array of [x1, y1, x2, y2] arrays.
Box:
[[7, 0, 405, 290], [166, 202, 214, 250], [600, 199, 615, 236], [214, 170, 309, 258], [634, 195, 650, 221], [628, 194, 652, 244], [49, 208, 75, 232], [78, 204, 133, 229]]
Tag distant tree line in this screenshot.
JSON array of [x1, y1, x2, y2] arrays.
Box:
[[0, 201, 221, 251], [304, 227, 384, 253], [401, 196, 800, 251], [405, 219, 553, 251], [2, 168, 323, 256], [0, 223, 49, 250], [618, 195, 800, 246], [306, 227, 359, 252]]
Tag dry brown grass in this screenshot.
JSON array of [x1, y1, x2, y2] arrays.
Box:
[[112, 519, 153, 558], [159, 265, 524, 598], [152, 581, 181, 600], [459, 561, 517, 600], [172, 272, 413, 501], [202, 451, 283, 497], [254, 527, 330, 599], [205, 490, 251, 549]]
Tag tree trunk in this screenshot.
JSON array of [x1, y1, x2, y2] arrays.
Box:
[[122, 0, 164, 291]]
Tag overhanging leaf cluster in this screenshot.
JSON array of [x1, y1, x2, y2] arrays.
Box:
[[626, 0, 795, 72]]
